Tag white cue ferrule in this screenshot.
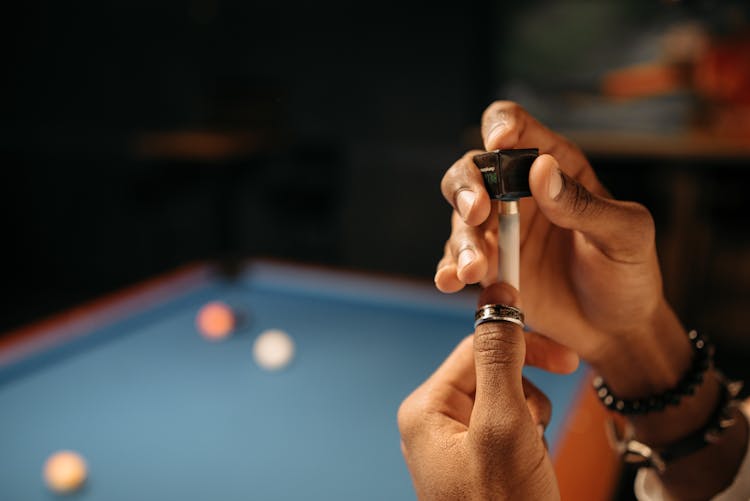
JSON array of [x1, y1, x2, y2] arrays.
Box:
[[497, 200, 520, 290]]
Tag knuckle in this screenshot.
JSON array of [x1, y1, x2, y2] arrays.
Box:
[[443, 240, 454, 258], [449, 212, 467, 235], [396, 396, 416, 433], [566, 178, 596, 216], [618, 201, 656, 249], [462, 149, 483, 161], [439, 173, 451, 197], [440, 162, 459, 193], [400, 440, 408, 459], [473, 324, 524, 366], [632, 202, 656, 236], [470, 412, 525, 452], [397, 391, 427, 440], [442, 152, 482, 197]]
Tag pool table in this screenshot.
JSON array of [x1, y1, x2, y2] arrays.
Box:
[[0, 260, 619, 500]]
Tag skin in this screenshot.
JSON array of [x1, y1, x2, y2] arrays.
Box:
[[437, 101, 664, 370], [399, 101, 748, 500], [398, 283, 559, 501]]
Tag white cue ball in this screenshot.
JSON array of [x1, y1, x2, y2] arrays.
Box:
[[43, 450, 87, 494], [253, 329, 295, 371]]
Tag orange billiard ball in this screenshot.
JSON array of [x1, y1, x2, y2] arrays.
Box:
[[196, 301, 235, 340], [43, 450, 87, 494]]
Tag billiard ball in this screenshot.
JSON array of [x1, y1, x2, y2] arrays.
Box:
[[253, 329, 295, 371], [196, 301, 235, 340], [43, 450, 87, 494]]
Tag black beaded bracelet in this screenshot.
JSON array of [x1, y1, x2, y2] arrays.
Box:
[[607, 369, 744, 473], [592, 330, 713, 415]]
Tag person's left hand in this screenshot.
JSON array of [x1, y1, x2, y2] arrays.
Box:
[[397, 283, 560, 500]]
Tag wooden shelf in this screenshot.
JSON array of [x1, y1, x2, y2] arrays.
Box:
[[561, 130, 750, 160], [132, 129, 276, 161]]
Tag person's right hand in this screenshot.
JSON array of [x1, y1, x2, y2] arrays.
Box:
[[436, 101, 682, 375], [434, 101, 749, 501]]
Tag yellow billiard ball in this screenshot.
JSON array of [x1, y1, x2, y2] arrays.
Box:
[[43, 450, 87, 494]]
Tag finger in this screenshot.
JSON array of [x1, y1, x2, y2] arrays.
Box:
[[529, 154, 656, 263], [524, 331, 580, 374], [481, 101, 582, 168], [435, 246, 465, 293], [398, 335, 476, 434], [422, 335, 476, 396], [471, 283, 527, 426], [440, 151, 492, 226], [522, 377, 552, 450], [446, 212, 490, 285], [522, 377, 552, 431], [481, 101, 610, 200]]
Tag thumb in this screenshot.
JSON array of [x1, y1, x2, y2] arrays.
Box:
[[469, 283, 555, 498], [530, 154, 655, 263], [471, 283, 527, 427]]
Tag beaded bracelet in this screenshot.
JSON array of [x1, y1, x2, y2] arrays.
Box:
[[606, 369, 744, 473], [592, 330, 713, 415]]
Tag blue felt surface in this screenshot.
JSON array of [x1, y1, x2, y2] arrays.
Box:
[[0, 265, 585, 501]]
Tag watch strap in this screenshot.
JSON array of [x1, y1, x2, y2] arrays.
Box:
[[607, 370, 744, 474]]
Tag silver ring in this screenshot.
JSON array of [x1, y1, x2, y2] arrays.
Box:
[[474, 304, 525, 329]]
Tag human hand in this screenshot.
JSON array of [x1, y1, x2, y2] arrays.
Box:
[[435, 101, 671, 370], [398, 283, 559, 501], [432, 102, 747, 501]]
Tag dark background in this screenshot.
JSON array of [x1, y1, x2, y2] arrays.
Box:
[[3, 0, 749, 371], [1, 0, 496, 331], [2, 1, 750, 498]]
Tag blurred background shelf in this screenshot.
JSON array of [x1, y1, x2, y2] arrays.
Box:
[[563, 129, 750, 160]]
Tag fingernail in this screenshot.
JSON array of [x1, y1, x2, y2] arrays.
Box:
[[456, 190, 476, 219], [486, 122, 511, 149], [486, 126, 502, 148], [457, 248, 476, 270], [548, 169, 564, 200], [537, 424, 545, 439]]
